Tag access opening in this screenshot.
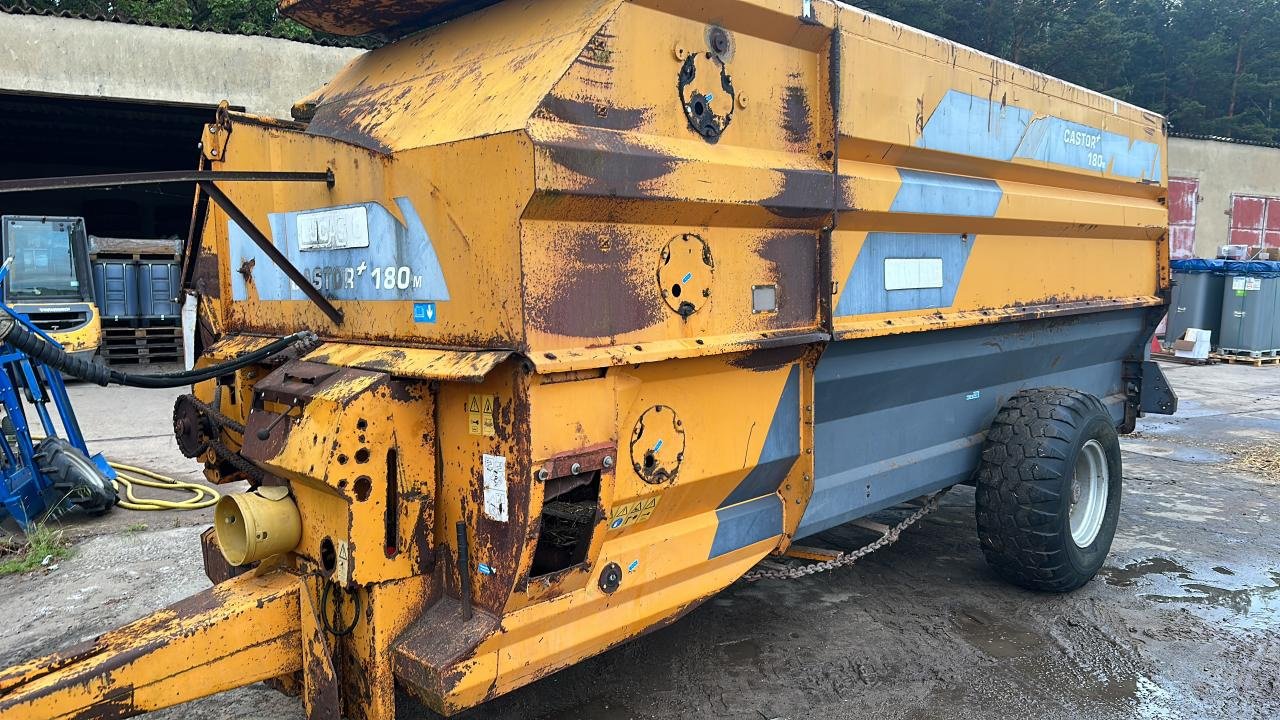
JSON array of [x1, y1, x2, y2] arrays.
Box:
[[529, 471, 601, 578]]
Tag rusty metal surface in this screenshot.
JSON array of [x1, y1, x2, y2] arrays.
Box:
[[199, 180, 345, 325], [304, 343, 513, 382], [0, 0, 1174, 718], [0, 570, 304, 720], [279, 0, 500, 37]]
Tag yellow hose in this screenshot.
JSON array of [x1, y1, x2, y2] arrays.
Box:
[[109, 463, 221, 512]]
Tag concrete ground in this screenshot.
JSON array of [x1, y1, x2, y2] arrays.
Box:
[[0, 360, 1277, 720]]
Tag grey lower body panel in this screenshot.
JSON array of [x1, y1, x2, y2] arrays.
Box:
[[797, 308, 1149, 540]]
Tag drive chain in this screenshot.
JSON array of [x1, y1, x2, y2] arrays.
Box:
[[741, 488, 951, 582], [207, 434, 265, 482], [188, 395, 246, 435]]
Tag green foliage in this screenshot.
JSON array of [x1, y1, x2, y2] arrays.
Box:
[[851, 0, 1280, 143], [0, 524, 72, 576], [21, 0, 364, 45]]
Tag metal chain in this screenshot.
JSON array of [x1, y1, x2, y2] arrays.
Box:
[[182, 394, 263, 480], [741, 488, 951, 582], [207, 434, 265, 482], [188, 395, 246, 435]]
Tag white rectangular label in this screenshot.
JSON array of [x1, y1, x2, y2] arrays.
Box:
[[1233, 277, 1248, 291], [1246, 278, 1262, 291], [297, 206, 370, 251], [482, 454, 508, 522], [884, 258, 944, 291]]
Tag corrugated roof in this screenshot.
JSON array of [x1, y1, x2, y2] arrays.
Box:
[[0, 2, 376, 48], [1171, 132, 1280, 151]]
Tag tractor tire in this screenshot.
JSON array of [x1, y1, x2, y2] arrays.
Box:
[[35, 437, 117, 516], [974, 388, 1122, 593]]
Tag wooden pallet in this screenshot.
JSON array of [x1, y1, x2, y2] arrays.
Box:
[[101, 325, 183, 366], [1212, 352, 1280, 367]]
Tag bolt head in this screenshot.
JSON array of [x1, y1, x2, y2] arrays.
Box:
[[602, 455, 614, 468], [571, 462, 582, 475], [536, 468, 550, 481]]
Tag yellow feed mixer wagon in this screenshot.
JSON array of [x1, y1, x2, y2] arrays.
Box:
[[0, 0, 1178, 718]]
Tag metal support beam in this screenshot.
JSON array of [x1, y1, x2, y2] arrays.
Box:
[[198, 181, 344, 326], [0, 169, 334, 194]]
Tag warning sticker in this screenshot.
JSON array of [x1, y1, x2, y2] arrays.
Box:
[[482, 454, 508, 522], [1233, 277, 1248, 291], [1246, 278, 1263, 291], [608, 496, 661, 531], [468, 394, 496, 436]]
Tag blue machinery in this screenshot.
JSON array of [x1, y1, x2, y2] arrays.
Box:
[[0, 261, 115, 528]]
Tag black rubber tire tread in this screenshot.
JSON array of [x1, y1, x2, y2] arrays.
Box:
[[975, 387, 1121, 593], [35, 437, 117, 516]]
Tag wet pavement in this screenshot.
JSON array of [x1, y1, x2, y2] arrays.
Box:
[[0, 360, 1276, 719]]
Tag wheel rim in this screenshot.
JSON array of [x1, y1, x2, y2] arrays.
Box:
[[1069, 439, 1109, 548]]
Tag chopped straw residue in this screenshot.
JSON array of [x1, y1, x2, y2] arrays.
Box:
[[1233, 445, 1280, 483]]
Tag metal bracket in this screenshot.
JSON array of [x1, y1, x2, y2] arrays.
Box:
[[1122, 359, 1177, 433], [1138, 359, 1178, 416]]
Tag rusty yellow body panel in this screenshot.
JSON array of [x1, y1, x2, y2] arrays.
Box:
[[0, 569, 304, 720], [0, 1, 1174, 719]]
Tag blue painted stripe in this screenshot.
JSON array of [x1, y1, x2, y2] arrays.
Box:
[[919, 91, 1033, 162], [890, 170, 1004, 217], [718, 365, 801, 509], [1014, 116, 1161, 181], [835, 233, 976, 317], [229, 197, 450, 303], [709, 495, 783, 559], [919, 90, 1161, 182]]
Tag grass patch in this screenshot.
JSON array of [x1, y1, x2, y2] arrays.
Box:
[[0, 524, 72, 575], [127, 522, 149, 533]]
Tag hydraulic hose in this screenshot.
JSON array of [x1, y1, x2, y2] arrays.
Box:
[[0, 317, 317, 388]]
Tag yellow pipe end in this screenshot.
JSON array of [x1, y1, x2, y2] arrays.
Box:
[[215, 487, 302, 566]]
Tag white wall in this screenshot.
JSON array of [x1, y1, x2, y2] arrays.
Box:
[[0, 13, 364, 118]]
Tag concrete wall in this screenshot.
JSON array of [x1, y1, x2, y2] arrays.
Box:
[[1169, 136, 1280, 259], [0, 13, 364, 118]]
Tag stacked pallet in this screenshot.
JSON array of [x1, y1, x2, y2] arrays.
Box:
[[1212, 349, 1280, 367], [89, 236, 185, 366]]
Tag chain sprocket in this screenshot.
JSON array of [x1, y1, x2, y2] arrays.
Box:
[[741, 488, 951, 582], [173, 393, 262, 481]]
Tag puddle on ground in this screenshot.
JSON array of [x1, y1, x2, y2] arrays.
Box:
[[1102, 557, 1192, 587], [1120, 440, 1231, 465], [949, 606, 1184, 717], [1144, 571, 1280, 622]]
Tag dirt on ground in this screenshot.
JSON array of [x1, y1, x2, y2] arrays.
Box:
[[0, 361, 1277, 720]]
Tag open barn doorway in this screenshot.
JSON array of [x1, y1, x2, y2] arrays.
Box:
[[0, 92, 219, 365]]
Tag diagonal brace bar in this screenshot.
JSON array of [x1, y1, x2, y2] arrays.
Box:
[[199, 181, 344, 326], [0, 170, 334, 194]]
